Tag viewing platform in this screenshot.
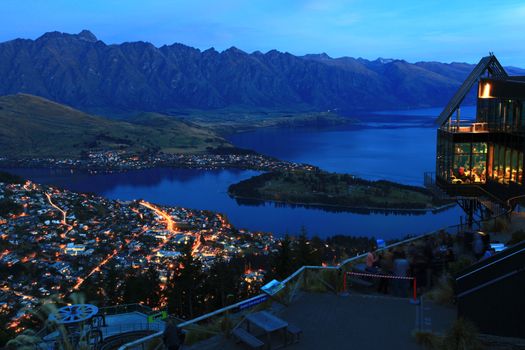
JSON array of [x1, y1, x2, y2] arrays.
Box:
[[118, 209, 524, 350], [186, 292, 455, 350]]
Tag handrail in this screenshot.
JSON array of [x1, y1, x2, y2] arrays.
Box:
[[457, 267, 524, 298], [456, 246, 525, 281]]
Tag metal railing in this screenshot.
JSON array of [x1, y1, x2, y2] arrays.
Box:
[[118, 200, 521, 350], [98, 303, 154, 316], [441, 121, 488, 133]]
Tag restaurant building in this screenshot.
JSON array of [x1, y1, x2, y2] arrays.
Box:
[[435, 54, 525, 203]]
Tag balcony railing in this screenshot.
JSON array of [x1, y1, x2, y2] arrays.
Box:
[[441, 121, 488, 133]]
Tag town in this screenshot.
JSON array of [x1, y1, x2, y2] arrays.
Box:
[[0, 150, 318, 174], [0, 174, 277, 335]]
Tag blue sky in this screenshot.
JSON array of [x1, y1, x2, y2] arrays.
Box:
[[2, 0, 524, 66]]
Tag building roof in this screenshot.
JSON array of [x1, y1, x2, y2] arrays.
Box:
[[435, 55, 508, 127]]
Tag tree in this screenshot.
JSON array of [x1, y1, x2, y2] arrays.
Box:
[[167, 243, 203, 318], [121, 267, 161, 308], [274, 234, 293, 279], [293, 227, 319, 268], [103, 263, 121, 305], [143, 266, 161, 307]]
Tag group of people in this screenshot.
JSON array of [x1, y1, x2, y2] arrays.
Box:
[[365, 232, 456, 297]]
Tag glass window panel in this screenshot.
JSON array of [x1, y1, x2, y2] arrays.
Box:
[[487, 144, 493, 178], [521, 101, 525, 130], [453, 154, 471, 183], [511, 150, 518, 183], [471, 155, 486, 183], [505, 148, 511, 183], [517, 152, 523, 185], [455, 143, 471, 155], [498, 145, 505, 183], [472, 143, 487, 154]]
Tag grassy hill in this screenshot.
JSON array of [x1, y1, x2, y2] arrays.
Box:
[[0, 94, 231, 158]]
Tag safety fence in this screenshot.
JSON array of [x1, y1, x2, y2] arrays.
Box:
[[343, 271, 418, 303]]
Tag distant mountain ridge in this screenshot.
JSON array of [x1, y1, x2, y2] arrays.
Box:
[[1, 30, 523, 116]]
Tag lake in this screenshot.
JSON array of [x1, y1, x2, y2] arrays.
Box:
[[2, 109, 465, 239]]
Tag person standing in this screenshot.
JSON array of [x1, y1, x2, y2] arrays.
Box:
[[392, 250, 410, 297]]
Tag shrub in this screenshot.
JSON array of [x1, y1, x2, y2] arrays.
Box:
[[413, 330, 440, 349], [426, 274, 455, 305], [448, 256, 474, 276], [441, 318, 484, 350]]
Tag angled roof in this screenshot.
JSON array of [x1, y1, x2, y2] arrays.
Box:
[[435, 55, 508, 126]]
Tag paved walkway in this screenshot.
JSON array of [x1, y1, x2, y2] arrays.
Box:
[[188, 292, 456, 350]]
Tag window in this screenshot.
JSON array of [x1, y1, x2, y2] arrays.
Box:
[[450, 142, 487, 184]]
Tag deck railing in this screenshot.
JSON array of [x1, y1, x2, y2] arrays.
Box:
[[440, 121, 488, 133], [117, 204, 519, 350]]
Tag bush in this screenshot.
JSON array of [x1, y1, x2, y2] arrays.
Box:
[[413, 330, 440, 349], [426, 274, 455, 305], [441, 318, 484, 350], [413, 319, 484, 350], [448, 256, 474, 276]]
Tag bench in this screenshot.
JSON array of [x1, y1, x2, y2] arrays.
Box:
[[286, 324, 303, 343], [232, 327, 265, 349]]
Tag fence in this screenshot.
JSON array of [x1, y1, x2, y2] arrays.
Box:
[[117, 197, 522, 350], [343, 271, 418, 303]]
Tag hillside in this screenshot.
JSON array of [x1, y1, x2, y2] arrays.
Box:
[[0, 94, 230, 158], [2, 30, 523, 116]]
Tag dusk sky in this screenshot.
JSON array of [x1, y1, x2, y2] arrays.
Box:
[[2, 0, 524, 66]]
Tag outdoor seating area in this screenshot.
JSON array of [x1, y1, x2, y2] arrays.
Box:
[[233, 310, 302, 349]]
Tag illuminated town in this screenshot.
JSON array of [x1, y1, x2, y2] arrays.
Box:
[[0, 150, 318, 174], [0, 178, 276, 334]]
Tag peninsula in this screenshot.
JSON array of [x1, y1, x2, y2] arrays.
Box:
[[228, 171, 451, 211]]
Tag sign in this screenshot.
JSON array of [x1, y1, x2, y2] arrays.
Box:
[[238, 295, 268, 311], [147, 310, 168, 323], [376, 238, 386, 249], [261, 279, 284, 296]]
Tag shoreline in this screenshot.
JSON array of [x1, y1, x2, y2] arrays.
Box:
[[228, 193, 456, 214]]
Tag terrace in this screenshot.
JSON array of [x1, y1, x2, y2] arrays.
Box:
[[118, 210, 522, 350]]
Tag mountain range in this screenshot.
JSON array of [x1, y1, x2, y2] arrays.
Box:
[[1, 30, 524, 116]]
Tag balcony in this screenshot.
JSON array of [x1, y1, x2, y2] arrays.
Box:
[[440, 121, 488, 134]]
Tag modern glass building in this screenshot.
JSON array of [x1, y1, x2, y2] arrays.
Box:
[[436, 55, 525, 202]]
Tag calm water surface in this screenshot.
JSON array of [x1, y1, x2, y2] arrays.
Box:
[[3, 110, 465, 239]]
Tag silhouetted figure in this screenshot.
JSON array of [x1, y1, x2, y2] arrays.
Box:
[[392, 250, 410, 297], [377, 248, 394, 293], [163, 321, 185, 350]]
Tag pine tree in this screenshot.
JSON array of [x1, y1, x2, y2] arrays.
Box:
[[167, 243, 203, 318], [274, 234, 293, 279]]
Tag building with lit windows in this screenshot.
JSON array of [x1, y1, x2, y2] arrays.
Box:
[[435, 55, 525, 202]]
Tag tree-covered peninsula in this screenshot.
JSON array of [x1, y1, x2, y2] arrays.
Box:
[[228, 171, 450, 211]]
